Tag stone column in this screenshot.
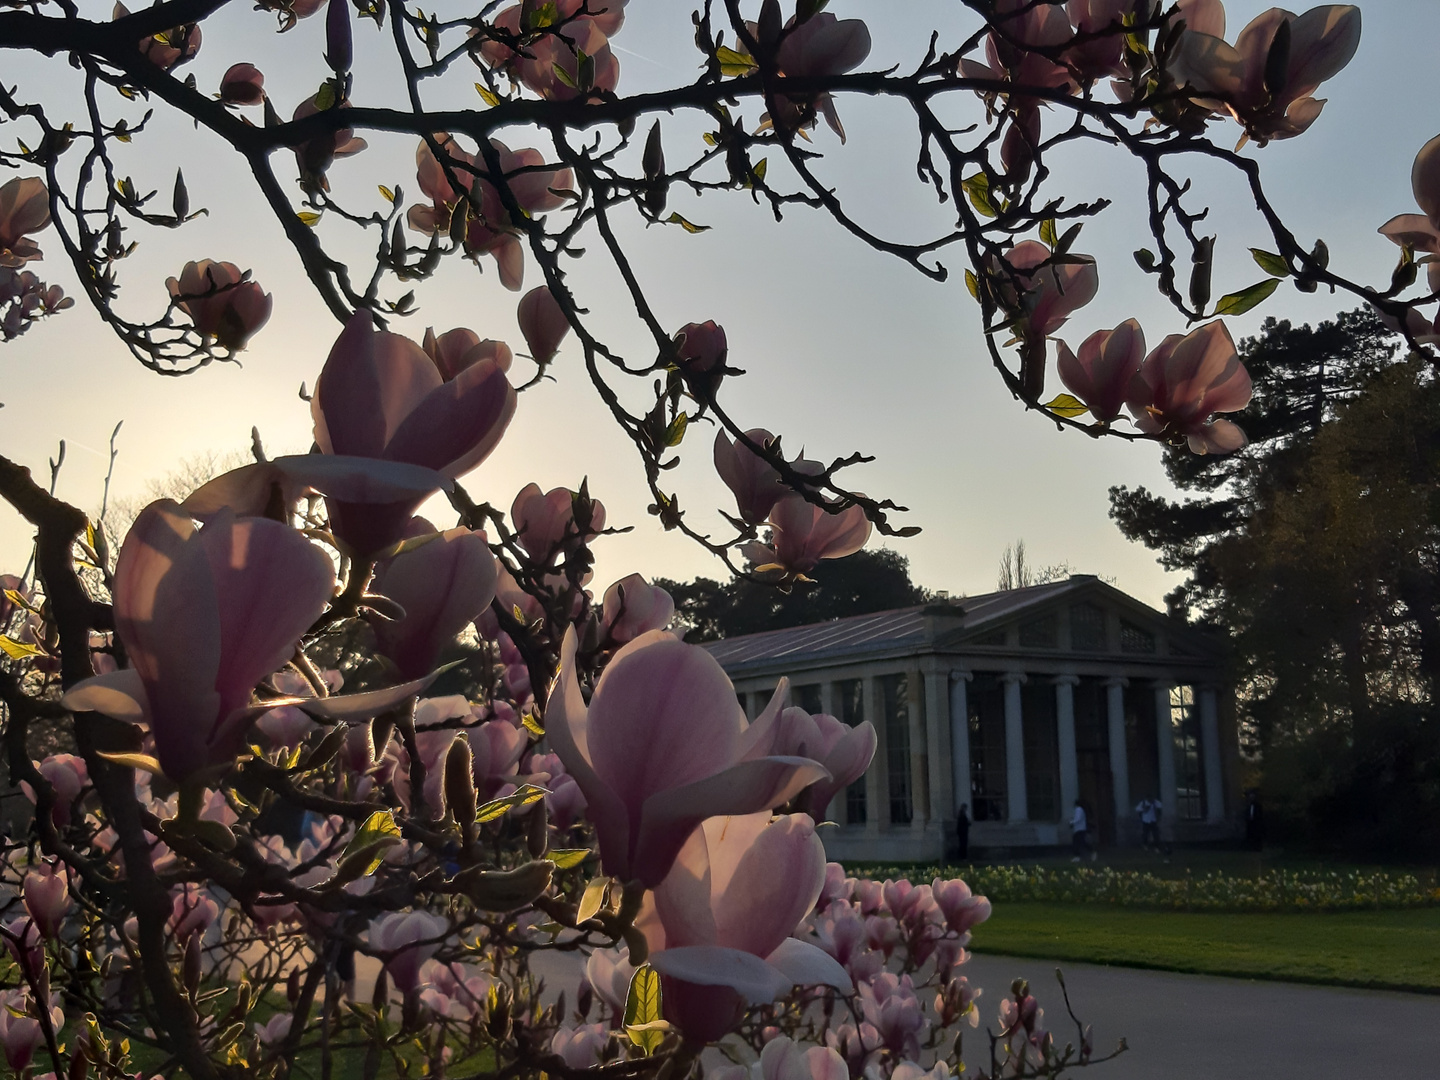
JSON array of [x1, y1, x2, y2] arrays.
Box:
[[1154, 682, 1178, 832], [1001, 672, 1028, 823], [1105, 677, 1131, 833], [906, 667, 928, 828], [864, 673, 885, 832], [1199, 685, 1225, 823], [1054, 675, 1080, 819], [922, 658, 951, 826], [949, 671, 973, 816]]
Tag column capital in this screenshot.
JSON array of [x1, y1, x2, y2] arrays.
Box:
[[949, 669, 973, 684], [1103, 676, 1129, 689], [999, 671, 1028, 686], [1052, 673, 1081, 687]]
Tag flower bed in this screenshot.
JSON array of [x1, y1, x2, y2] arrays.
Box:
[[856, 864, 1440, 913]]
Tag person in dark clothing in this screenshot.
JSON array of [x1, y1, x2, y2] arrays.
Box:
[[955, 803, 971, 862], [1244, 790, 1266, 851]]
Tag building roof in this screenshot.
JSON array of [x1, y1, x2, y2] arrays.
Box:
[[701, 575, 1221, 678]]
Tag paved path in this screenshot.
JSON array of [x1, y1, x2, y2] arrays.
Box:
[[962, 952, 1440, 1079], [357, 949, 1440, 1077]]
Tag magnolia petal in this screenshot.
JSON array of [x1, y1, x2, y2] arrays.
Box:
[[60, 667, 149, 722], [764, 937, 854, 993], [647, 946, 791, 1004], [737, 678, 791, 760], [546, 627, 632, 878], [296, 671, 443, 721], [633, 756, 828, 888]]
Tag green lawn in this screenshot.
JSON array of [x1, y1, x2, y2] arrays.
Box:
[[969, 901, 1440, 993]]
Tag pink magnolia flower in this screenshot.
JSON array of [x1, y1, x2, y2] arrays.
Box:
[[518, 285, 571, 364], [406, 134, 573, 290], [1126, 320, 1253, 454], [714, 428, 788, 526], [1167, 5, 1362, 143], [2, 917, 43, 980], [1063, 0, 1135, 82], [291, 95, 367, 190], [551, 1023, 610, 1069], [812, 902, 884, 983], [419, 959, 493, 1020], [753, 1035, 849, 1080], [547, 628, 828, 887], [1056, 317, 1146, 422], [255, 1013, 292, 1048], [60, 502, 335, 783], [0, 177, 50, 268], [511, 482, 605, 565], [748, 706, 876, 818], [311, 312, 516, 555], [22, 865, 70, 940], [479, 1, 627, 100], [930, 877, 992, 939], [0, 988, 61, 1073], [674, 320, 727, 375], [165, 260, 272, 351], [468, 716, 528, 796], [1379, 134, 1440, 296], [585, 943, 637, 1016], [170, 884, 220, 941], [423, 325, 513, 381], [858, 972, 928, 1059], [999, 240, 1100, 340], [766, 12, 873, 142], [599, 573, 674, 645], [959, 0, 1076, 116], [254, 705, 319, 751], [20, 753, 88, 828], [370, 910, 451, 995], [745, 495, 871, 578], [643, 813, 852, 1043], [219, 63, 265, 106], [370, 519, 498, 679], [113, 2, 201, 70]]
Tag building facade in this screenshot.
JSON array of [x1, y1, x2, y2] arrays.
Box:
[[703, 576, 1238, 862]]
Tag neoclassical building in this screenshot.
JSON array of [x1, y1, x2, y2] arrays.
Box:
[[704, 576, 1238, 861]]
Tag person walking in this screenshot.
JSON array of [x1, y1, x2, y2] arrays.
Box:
[[1136, 796, 1161, 850], [1070, 799, 1093, 862], [955, 802, 971, 862]]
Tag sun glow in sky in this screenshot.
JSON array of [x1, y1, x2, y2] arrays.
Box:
[[2, 0, 1436, 609]]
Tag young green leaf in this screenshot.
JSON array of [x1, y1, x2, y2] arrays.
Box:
[[1214, 277, 1280, 317], [624, 966, 667, 1054], [664, 212, 711, 234], [549, 848, 591, 871], [715, 46, 758, 77], [1042, 393, 1090, 419], [0, 635, 45, 661], [576, 874, 611, 924], [961, 173, 997, 219], [474, 83, 501, 107], [1040, 218, 1058, 248], [1250, 248, 1290, 278]]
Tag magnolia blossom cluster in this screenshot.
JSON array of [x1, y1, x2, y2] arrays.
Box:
[[0, 176, 69, 341]]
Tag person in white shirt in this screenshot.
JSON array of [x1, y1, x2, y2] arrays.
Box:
[[1070, 800, 1094, 861], [1135, 797, 1161, 849]]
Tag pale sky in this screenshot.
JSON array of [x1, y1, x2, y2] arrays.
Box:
[[2, 1, 1436, 610]]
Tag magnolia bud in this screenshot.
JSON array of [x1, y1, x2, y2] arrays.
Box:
[[460, 860, 554, 912], [526, 800, 549, 859], [757, 0, 782, 50], [444, 737, 477, 835], [287, 966, 301, 1004], [576, 978, 593, 1020], [325, 0, 353, 73], [183, 932, 202, 995]]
